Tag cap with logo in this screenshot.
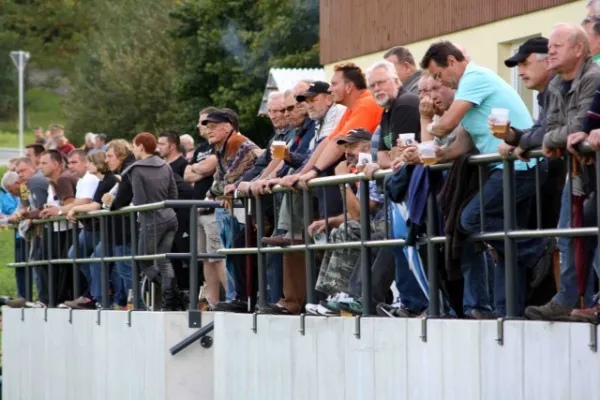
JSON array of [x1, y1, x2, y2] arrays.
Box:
[[504, 37, 549, 68], [296, 81, 331, 103]]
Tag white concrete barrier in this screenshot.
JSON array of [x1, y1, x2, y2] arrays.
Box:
[[2, 308, 214, 400], [214, 313, 600, 400]]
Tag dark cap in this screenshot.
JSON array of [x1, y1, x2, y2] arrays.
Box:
[[296, 81, 331, 102], [504, 37, 549, 68], [335, 128, 372, 145], [201, 110, 235, 126]]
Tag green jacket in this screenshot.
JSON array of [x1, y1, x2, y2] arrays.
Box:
[[543, 56, 600, 149]]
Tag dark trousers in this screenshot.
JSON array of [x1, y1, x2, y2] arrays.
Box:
[[14, 237, 26, 298], [38, 230, 73, 306], [528, 158, 566, 230]]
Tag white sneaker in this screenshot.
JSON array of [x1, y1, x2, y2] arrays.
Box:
[[316, 304, 338, 317], [305, 303, 319, 315]]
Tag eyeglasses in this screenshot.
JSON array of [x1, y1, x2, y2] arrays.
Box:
[[284, 105, 296, 113]]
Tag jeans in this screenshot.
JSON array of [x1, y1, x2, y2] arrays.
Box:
[[554, 183, 597, 307], [138, 218, 178, 292], [68, 230, 100, 298], [88, 242, 132, 305], [216, 208, 240, 301], [460, 165, 548, 316], [460, 243, 492, 315]]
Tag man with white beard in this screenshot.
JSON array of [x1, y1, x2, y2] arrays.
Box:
[[368, 60, 422, 169]]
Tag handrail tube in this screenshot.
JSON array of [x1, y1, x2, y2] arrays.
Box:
[[169, 321, 215, 356]]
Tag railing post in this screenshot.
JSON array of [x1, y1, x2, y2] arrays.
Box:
[[189, 205, 199, 310], [426, 190, 440, 317], [359, 179, 372, 316], [24, 237, 32, 302], [100, 216, 110, 309], [46, 223, 55, 308], [503, 159, 518, 318], [256, 197, 267, 308], [71, 225, 80, 299], [303, 189, 316, 305], [130, 213, 140, 310]]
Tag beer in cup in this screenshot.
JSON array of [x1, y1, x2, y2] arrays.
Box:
[[272, 140, 287, 160], [490, 108, 509, 138], [419, 141, 438, 166]]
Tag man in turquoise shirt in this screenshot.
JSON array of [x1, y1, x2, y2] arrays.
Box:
[[420, 41, 553, 317]]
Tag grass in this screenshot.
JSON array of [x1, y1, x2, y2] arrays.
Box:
[[0, 88, 65, 148]]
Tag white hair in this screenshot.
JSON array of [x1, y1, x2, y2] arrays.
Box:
[[180, 134, 194, 146], [365, 60, 399, 84], [268, 91, 284, 102], [1, 171, 19, 187]]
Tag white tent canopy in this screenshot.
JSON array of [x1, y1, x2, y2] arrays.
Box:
[[258, 68, 325, 116]]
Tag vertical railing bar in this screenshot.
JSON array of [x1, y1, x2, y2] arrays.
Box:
[[384, 182, 390, 240], [359, 180, 372, 316], [303, 189, 316, 305], [189, 205, 199, 310], [535, 157, 542, 230], [100, 215, 109, 309], [288, 192, 294, 245], [71, 223, 79, 299], [478, 165, 485, 232], [24, 236, 32, 301], [244, 199, 249, 248], [323, 187, 329, 239], [130, 212, 140, 310], [256, 196, 267, 308], [503, 159, 518, 317], [426, 189, 440, 317], [342, 183, 348, 239], [47, 223, 55, 308]]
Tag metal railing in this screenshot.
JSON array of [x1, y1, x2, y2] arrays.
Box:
[[218, 145, 600, 319]]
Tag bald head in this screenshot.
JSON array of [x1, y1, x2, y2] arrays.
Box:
[[549, 23, 590, 79], [452, 43, 471, 62]]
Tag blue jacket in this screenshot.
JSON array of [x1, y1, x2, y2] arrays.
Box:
[[0, 186, 18, 216]]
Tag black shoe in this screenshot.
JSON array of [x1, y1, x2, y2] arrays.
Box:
[[257, 303, 291, 315], [162, 281, 183, 311], [212, 299, 250, 313]]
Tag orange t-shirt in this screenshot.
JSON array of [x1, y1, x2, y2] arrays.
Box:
[[328, 90, 383, 140]]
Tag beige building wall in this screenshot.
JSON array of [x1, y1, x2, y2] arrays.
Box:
[[323, 0, 587, 82]]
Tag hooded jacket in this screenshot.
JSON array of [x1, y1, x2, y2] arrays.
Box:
[[121, 155, 178, 226]]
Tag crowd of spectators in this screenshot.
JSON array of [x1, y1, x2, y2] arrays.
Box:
[[2, 2, 600, 320]]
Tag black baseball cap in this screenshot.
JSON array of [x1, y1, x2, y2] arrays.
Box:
[[335, 128, 372, 144], [201, 110, 235, 126], [504, 37, 549, 68], [296, 81, 331, 102]]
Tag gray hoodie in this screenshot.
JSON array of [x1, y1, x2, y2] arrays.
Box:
[[122, 155, 178, 225]]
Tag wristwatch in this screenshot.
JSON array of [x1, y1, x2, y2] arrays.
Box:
[[311, 165, 322, 174]]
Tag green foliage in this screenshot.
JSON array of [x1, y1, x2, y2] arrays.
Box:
[[64, 0, 181, 143], [170, 0, 320, 146]]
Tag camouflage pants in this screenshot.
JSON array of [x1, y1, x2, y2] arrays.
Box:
[[315, 219, 386, 296]]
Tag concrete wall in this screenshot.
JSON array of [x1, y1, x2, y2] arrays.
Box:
[[214, 313, 600, 400], [2, 308, 214, 400], [323, 0, 587, 81]]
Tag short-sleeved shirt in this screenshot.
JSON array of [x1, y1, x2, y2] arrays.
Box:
[[76, 172, 100, 199], [169, 155, 188, 178], [190, 141, 215, 200], [328, 90, 383, 140], [22, 169, 48, 209], [57, 143, 76, 155], [47, 171, 78, 232], [92, 172, 119, 204], [455, 62, 534, 170], [378, 87, 421, 151]]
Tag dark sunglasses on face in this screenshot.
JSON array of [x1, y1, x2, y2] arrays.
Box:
[[284, 105, 296, 113]]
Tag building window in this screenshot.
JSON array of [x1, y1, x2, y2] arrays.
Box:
[[510, 42, 540, 120]]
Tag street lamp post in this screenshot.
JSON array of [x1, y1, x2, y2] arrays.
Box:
[[10, 51, 30, 156]]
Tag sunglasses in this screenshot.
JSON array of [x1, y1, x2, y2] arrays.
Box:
[[284, 105, 296, 113]]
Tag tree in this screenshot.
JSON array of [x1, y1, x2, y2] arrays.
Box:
[[64, 0, 181, 143], [169, 0, 320, 146]]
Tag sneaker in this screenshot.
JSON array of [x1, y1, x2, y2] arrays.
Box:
[[257, 303, 292, 315], [2, 297, 26, 308], [305, 303, 320, 315], [25, 301, 46, 308], [570, 304, 600, 323], [524, 300, 572, 321], [62, 297, 99, 310], [338, 299, 363, 316], [376, 302, 421, 318], [211, 299, 250, 313], [316, 304, 339, 316]]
